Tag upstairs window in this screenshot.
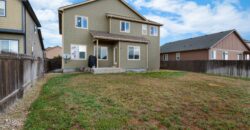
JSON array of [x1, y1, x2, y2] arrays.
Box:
[[0, 40, 18, 53], [142, 24, 147, 35], [128, 46, 140, 60], [120, 21, 130, 33], [222, 51, 228, 60], [150, 26, 158, 36], [0, 0, 6, 16], [71, 44, 87, 60], [75, 16, 88, 29]]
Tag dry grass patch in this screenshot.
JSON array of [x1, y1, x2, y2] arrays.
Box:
[[24, 71, 250, 130]]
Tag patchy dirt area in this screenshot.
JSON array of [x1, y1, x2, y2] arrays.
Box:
[[0, 74, 58, 130]]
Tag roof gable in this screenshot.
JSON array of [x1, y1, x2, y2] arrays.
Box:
[[22, 0, 41, 27], [59, 0, 146, 20], [161, 30, 250, 53], [59, 0, 159, 34], [211, 31, 250, 51], [211, 31, 248, 51]]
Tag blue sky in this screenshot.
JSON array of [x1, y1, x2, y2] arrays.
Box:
[[29, 0, 250, 48]]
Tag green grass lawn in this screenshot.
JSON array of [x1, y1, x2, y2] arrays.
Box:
[[24, 71, 250, 130]]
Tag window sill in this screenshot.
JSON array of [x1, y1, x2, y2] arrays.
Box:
[[71, 59, 87, 61], [75, 27, 88, 30], [120, 31, 130, 33], [128, 59, 141, 61], [98, 59, 109, 61]]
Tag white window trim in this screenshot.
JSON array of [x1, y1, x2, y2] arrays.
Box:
[[163, 54, 168, 61], [176, 53, 180, 61], [150, 26, 158, 36], [222, 51, 229, 60], [211, 50, 217, 60], [0, 39, 19, 53], [237, 54, 243, 60], [0, 0, 6, 17], [247, 54, 250, 60], [75, 15, 88, 29], [120, 21, 130, 33], [71, 44, 87, 60], [94, 46, 109, 61], [142, 24, 147, 35], [128, 45, 140, 61]]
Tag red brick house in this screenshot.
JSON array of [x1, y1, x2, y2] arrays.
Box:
[[161, 30, 250, 61]]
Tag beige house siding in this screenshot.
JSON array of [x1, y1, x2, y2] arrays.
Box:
[[0, 0, 44, 58], [96, 42, 115, 67], [25, 10, 43, 58], [120, 42, 147, 69], [61, 0, 160, 70], [110, 19, 160, 70], [0, 0, 23, 30], [0, 34, 24, 54]]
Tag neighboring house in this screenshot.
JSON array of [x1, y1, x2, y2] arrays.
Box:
[[0, 0, 44, 58], [161, 30, 250, 61], [45, 46, 62, 59], [58, 0, 162, 72]]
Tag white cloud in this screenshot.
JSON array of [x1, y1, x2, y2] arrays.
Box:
[[128, 0, 250, 41], [29, 0, 72, 48], [29, 0, 250, 47]]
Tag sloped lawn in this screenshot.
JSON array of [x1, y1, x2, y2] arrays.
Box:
[[24, 71, 250, 130]]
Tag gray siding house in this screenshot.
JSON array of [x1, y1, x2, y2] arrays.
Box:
[[58, 0, 162, 72], [0, 0, 44, 57]]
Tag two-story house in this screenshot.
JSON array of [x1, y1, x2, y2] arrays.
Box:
[[58, 0, 162, 72], [0, 0, 44, 58]]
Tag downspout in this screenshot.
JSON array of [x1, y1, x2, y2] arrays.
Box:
[[22, 3, 27, 54], [147, 44, 149, 70]]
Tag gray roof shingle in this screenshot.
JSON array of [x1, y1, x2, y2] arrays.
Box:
[[89, 30, 150, 43], [161, 30, 234, 53]]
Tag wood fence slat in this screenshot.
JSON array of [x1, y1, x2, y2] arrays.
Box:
[[0, 52, 44, 112], [161, 60, 250, 78]]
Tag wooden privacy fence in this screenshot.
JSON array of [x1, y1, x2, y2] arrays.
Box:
[[0, 52, 44, 112], [161, 60, 250, 78], [44, 56, 62, 72]]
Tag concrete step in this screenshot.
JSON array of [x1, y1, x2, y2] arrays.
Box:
[[92, 68, 126, 74]]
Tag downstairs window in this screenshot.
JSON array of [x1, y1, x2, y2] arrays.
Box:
[[128, 46, 140, 60], [0, 40, 18, 53], [71, 44, 87, 60]]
